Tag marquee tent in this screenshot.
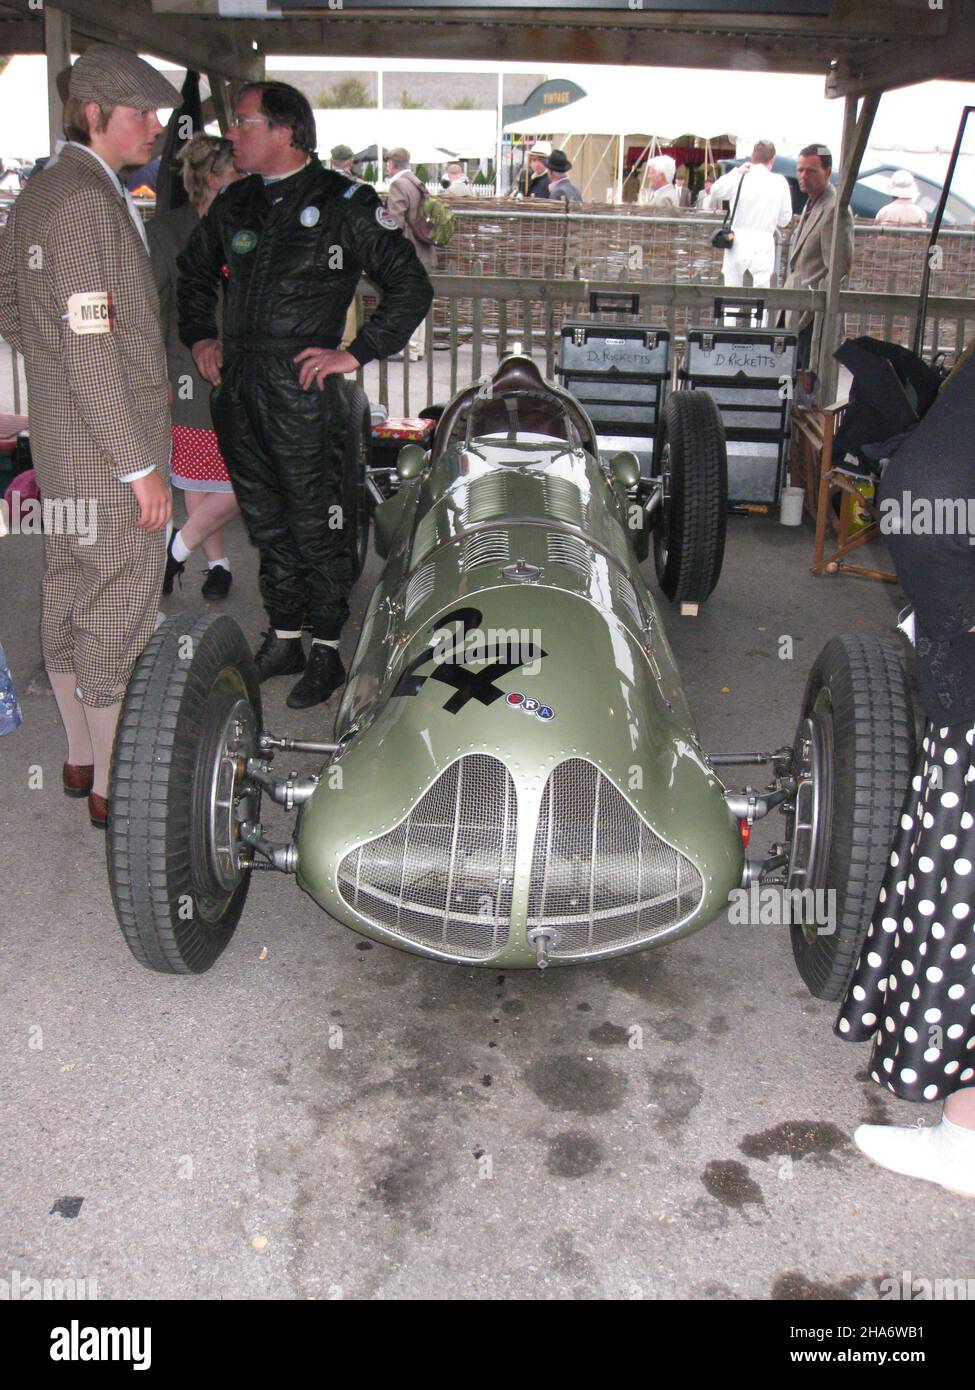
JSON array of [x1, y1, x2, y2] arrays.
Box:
[[505, 69, 975, 204]]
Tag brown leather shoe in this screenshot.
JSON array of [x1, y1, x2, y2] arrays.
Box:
[[63, 762, 95, 798], [88, 792, 108, 830]]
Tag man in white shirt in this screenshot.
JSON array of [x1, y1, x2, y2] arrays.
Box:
[[707, 140, 794, 289]]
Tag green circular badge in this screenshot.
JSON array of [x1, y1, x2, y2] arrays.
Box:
[[231, 229, 258, 254]]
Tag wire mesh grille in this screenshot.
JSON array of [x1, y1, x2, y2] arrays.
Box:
[[528, 759, 703, 957], [338, 755, 516, 959]]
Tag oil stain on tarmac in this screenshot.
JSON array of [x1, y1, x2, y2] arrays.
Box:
[[739, 1119, 849, 1165], [771, 1271, 864, 1300], [701, 1159, 765, 1209], [544, 1130, 605, 1178], [523, 1054, 627, 1114]]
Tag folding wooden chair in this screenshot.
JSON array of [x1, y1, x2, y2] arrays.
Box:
[[811, 401, 896, 582]]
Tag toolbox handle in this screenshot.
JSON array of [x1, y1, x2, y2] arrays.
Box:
[[588, 290, 640, 318], [712, 297, 766, 327]]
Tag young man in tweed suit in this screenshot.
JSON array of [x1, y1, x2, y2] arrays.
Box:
[[0, 46, 179, 827]]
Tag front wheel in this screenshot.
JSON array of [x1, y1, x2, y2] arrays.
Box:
[[786, 634, 916, 1000], [108, 613, 263, 974], [652, 389, 727, 604]]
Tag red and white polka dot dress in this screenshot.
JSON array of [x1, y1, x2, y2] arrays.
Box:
[[171, 425, 234, 493], [836, 720, 975, 1102]]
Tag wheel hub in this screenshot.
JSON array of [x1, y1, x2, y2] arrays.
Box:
[[785, 712, 834, 944], [205, 697, 261, 894]]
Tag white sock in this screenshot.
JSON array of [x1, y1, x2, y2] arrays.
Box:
[[208, 557, 230, 571], [274, 629, 303, 640], [312, 638, 340, 649], [171, 530, 191, 563]]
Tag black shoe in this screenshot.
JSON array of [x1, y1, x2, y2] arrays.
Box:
[[253, 631, 306, 682], [162, 531, 186, 596], [201, 564, 232, 601], [286, 644, 346, 709]]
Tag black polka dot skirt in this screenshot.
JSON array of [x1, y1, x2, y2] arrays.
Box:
[[835, 719, 975, 1102]]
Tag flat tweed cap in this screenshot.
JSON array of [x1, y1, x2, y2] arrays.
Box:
[[69, 44, 181, 110]]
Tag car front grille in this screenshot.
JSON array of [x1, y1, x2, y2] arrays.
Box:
[[337, 755, 516, 960], [527, 759, 702, 957]]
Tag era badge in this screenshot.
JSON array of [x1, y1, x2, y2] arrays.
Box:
[[231, 229, 258, 254], [299, 206, 320, 227], [375, 207, 399, 232]]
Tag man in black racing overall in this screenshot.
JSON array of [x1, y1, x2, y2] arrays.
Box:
[[178, 81, 433, 708]]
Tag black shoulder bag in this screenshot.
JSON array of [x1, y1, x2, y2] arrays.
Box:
[[711, 169, 747, 250]]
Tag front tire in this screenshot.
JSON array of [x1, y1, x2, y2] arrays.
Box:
[[787, 634, 916, 1000], [108, 613, 263, 974], [653, 389, 728, 604]]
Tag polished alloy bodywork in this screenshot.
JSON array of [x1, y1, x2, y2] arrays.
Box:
[[295, 358, 744, 966]]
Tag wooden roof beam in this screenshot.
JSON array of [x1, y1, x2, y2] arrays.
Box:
[[193, 14, 876, 75], [827, 6, 975, 95], [0, 0, 263, 83]]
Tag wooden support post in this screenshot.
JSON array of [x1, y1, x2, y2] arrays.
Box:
[[44, 5, 71, 156], [816, 91, 880, 402], [206, 72, 232, 135]]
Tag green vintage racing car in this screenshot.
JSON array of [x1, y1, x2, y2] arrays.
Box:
[[107, 356, 915, 995]]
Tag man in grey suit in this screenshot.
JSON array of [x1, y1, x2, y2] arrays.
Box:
[[0, 45, 178, 827], [783, 143, 854, 372]]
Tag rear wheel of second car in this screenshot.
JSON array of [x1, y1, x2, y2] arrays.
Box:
[[653, 389, 728, 604]]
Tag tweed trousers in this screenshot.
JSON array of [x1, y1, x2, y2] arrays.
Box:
[[35, 449, 166, 707]]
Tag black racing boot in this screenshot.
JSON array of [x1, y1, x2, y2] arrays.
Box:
[[254, 631, 306, 682], [286, 643, 346, 710], [162, 531, 186, 595]]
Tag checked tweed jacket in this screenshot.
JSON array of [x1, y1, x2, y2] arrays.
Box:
[[0, 144, 170, 705]]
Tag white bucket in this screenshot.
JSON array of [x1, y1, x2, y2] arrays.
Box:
[[779, 485, 804, 526]]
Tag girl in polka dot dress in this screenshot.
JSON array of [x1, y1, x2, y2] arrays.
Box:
[[147, 136, 242, 601], [835, 355, 975, 1198], [836, 724, 975, 1195]]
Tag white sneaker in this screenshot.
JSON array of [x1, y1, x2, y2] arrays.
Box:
[[854, 1120, 975, 1197]]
